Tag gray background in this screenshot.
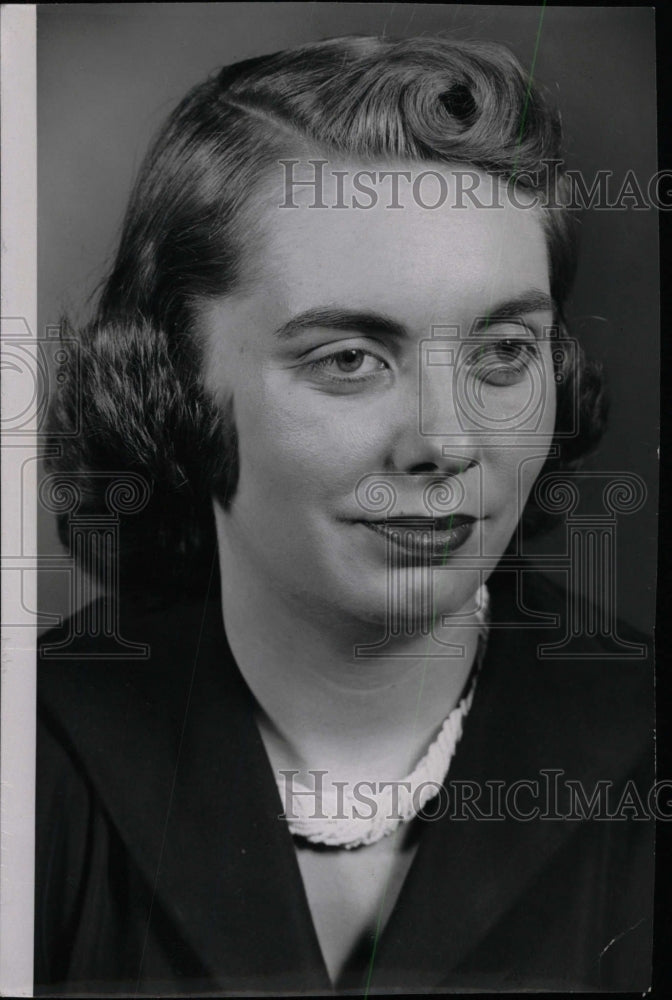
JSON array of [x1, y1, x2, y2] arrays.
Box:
[[37, 3, 658, 635]]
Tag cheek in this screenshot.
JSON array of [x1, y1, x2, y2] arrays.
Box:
[[519, 392, 557, 508], [483, 374, 557, 513], [234, 380, 388, 500], [517, 447, 553, 505]]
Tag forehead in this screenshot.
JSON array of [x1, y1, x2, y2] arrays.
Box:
[[251, 160, 550, 326]]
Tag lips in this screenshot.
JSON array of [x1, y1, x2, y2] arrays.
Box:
[[359, 514, 476, 560]]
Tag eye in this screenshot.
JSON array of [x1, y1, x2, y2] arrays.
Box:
[[330, 349, 370, 373], [461, 337, 539, 387], [304, 347, 390, 383]]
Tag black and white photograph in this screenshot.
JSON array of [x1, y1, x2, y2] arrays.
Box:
[[0, 3, 664, 996]]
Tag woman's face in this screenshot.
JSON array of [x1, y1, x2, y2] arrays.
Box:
[[200, 163, 556, 628]]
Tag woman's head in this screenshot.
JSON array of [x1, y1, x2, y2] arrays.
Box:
[[50, 35, 606, 606]]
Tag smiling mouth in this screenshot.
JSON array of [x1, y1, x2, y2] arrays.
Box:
[[359, 515, 476, 560]]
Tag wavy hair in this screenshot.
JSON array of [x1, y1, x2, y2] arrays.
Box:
[[47, 35, 607, 599]]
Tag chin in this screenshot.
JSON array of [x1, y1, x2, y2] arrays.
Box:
[[331, 570, 483, 637]]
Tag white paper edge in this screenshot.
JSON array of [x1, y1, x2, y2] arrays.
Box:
[[1, 4, 37, 996]]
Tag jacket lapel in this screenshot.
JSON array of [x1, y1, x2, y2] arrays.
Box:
[[150, 599, 331, 991], [362, 573, 653, 990], [41, 594, 331, 992]]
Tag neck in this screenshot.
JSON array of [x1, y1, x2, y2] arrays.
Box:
[[216, 533, 483, 788]]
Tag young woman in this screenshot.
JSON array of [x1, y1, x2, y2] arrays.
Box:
[[36, 36, 654, 994]]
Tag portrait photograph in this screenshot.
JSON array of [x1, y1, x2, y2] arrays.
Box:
[[0, 2, 664, 996]]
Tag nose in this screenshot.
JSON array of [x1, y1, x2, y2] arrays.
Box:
[[388, 351, 480, 477]]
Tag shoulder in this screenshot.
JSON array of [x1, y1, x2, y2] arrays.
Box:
[[35, 591, 248, 919], [38, 592, 221, 712], [486, 564, 653, 678], [37, 592, 233, 799], [480, 566, 654, 780]]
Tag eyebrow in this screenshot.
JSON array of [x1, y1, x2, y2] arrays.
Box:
[[474, 290, 555, 331], [272, 290, 555, 341], [273, 307, 406, 341]]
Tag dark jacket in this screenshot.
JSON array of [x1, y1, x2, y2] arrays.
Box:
[[35, 570, 655, 994]]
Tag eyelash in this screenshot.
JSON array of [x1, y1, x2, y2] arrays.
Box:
[[302, 337, 540, 387], [461, 338, 540, 386], [304, 348, 390, 384]]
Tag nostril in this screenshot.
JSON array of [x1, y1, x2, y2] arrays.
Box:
[[454, 457, 479, 473], [407, 457, 478, 476], [409, 463, 440, 475]]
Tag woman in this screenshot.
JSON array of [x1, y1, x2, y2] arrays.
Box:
[[36, 36, 654, 994]]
